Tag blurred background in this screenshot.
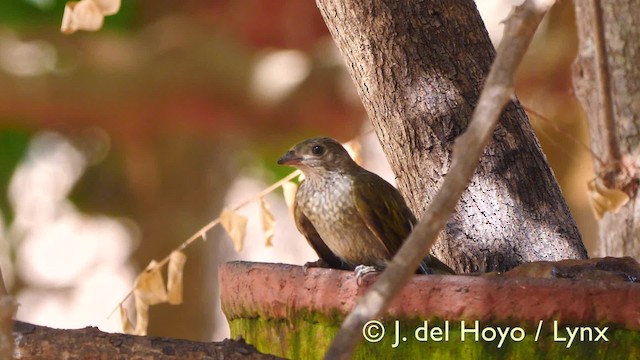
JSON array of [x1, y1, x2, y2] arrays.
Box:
[[0, 0, 596, 342]]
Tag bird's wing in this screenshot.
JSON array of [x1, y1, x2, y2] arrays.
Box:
[[352, 171, 416, 257], [353, 172, 455, 275], [293, 185, 346, 270]]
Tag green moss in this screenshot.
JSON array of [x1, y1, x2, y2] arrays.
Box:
[[229, 316, 640, 360]]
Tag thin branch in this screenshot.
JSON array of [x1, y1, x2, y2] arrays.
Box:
[[323, 0, 557, 358], [14, 320, 281, 360], [523, 105, 605, 167], [108, 169, 302, 318], [591, 0, 621, 170]]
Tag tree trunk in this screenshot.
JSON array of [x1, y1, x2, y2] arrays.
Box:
[[316, 0, 588, 272], [572, 0, 640, 258]]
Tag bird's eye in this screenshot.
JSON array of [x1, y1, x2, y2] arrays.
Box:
[[311, 145, 324, 155]]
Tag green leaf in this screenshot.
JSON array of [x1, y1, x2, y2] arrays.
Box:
[[0, 128, 32, 225]]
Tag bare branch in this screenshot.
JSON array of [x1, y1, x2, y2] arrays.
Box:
[[13, 320, 282, 360], [591, 0, 622, 173]]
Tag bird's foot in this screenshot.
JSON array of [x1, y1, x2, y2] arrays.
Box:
[[302, 259, 330, 274], [354, 265, 381, 286]]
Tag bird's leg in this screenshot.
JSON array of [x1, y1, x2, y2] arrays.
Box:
[[302, 259, 331, 274], [354, 264, 383, 286]]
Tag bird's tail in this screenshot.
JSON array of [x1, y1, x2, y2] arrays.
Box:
[[419, 255, 455, 275]]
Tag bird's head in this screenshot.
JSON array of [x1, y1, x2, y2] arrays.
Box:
[[277, 137, 356, 175]]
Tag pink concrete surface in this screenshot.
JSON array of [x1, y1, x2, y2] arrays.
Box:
[[219, 261, 640, 329]]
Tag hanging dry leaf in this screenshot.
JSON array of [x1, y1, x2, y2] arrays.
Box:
[[92, 0, 121, 15], [282, 180, 298, 216], [61, 0, 104, 34], [61, 0, 121, 34], [134, 260, 168, 306], [259, 197, 276, 247], [167, 250, 187, 305], [134, 295, 149, 336], [587, 178, 630, 220], [343, 139, 362, 165], [220, 208, 248, 252], [119, 304, 135, 335]]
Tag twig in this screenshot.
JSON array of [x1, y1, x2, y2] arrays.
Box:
[[522, 105, 605, 167], [323, 1, 557, 358], [591, 0, 621, 170], [108, 169, 302, 318]]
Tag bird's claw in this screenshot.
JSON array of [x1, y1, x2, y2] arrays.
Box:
[[302, 259, 329, 274], [355, 265, 380, 286]]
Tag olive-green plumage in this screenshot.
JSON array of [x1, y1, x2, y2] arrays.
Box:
[[278, 137, 454, 275]]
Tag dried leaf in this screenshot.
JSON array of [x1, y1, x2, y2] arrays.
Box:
[[134, 260, 168, 306], [92, 0, 121, 15], [343, 139, 362, 165], [134, 294, 149, 336], [587, 178, 630, 220], [260, 197, 276, 247], [282, 181, 298, 215], [220, 209, 248, 252], [61, 0, 104, 34], [167, 251, 187, 305], [119, 304, 135, 334]]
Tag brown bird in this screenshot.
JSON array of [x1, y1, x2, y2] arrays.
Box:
[[277, 137, 454, 279]]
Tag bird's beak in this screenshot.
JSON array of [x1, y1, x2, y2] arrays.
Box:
[[277, 150, 302, 166]]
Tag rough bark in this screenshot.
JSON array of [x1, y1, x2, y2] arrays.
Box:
[[316, 0, 588, 272], [572, 0, 640, 258], [320, 2, 568, 357], [13, 320, 282, 360]]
